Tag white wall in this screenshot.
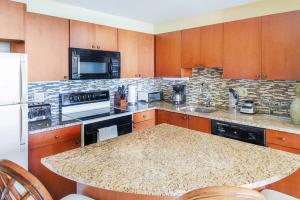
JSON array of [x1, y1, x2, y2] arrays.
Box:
[[14, 0, 154, 33], [14, 0, 300, 34], [154, 0, 300, 33]]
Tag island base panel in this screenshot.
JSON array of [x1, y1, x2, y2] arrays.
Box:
[[77, 183, 175, 200]]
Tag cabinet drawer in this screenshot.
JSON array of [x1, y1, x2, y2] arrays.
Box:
[[29, 125, 81, 149], [133, 119, 156, 132], [266, 129, 300, 150], [133, 110, 155, 123]]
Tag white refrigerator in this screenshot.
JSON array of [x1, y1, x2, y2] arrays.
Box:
[[0, 53, 28, 169]]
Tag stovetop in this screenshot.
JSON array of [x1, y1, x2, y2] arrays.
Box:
[[62, 107, 130, 121]]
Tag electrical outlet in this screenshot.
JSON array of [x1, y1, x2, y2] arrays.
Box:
[[237, 87, 248, 97], [34, 93, 45, 102]]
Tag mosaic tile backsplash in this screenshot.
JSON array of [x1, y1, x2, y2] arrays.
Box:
[[28, 68, 300, 117]]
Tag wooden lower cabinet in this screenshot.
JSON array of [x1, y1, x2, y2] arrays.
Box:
[[29, 125, 81, 200], [156, 110, 211, 133], [133, 110, 156, 132], [266, 129, 300, 198], [188, 116, 211, 134]]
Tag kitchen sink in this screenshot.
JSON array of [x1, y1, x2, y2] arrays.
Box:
[[182, 106, 217, 113]]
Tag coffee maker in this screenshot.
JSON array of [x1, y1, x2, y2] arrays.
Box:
[[171, 84, 186, 105]]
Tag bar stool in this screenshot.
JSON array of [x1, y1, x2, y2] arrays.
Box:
[[0, 159, 93, 200]]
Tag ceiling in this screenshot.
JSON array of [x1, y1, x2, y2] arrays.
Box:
[[49, 0, 259, 24]]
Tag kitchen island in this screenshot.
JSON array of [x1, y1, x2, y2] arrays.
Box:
[[42, 124, 300, 200]]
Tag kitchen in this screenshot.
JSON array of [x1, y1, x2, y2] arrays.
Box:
[[0, 0, 300, 200]]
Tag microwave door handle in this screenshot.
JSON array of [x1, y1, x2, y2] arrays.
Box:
[[77, 55, 81, 77], [109, 60, 113, 77]]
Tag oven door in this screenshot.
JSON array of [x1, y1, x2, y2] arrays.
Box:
[[83, 115, 132, 146], [70, 48, 120, 80]]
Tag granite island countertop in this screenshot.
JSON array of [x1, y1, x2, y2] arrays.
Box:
[[42, 124, 300, 197]]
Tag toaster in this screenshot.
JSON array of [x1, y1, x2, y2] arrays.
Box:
[[138, 91, 162, 103], [28, 103, 52, 122], [240, 100, 256, 114]]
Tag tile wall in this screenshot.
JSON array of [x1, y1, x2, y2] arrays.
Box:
[[29, 69, 299, 117]]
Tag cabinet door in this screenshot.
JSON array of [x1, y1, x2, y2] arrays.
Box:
[[138, 33, 154, 77], [26, 13, 69, 81], [118, 29, 139, 78], [266, 144, 300, 199], [70, 20, 95, 49], [29, 126, 81, 200], [188, 116, 211, 134], [182, 28, 201, 68], [168, 112, 189, 128], [156, 110, 171, 125], [223, 18, 261, 79], [133, 119, 156, 132], [262, 11, 300, 80], [94, 25, 118, 51], [155, 31, 182, 77], [0, 0, 25, 40], [200, 24, 223, 68]]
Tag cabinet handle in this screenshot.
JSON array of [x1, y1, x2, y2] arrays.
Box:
[[63, 76, 68, 80], [54, 135, 60, 139], [262, 74, 267, 79], [75, 139, 80, 144], [183, 116, 188, 119], [97, 46, 100, 49], [139, 74, 141, 77], [256, 74, 260, 79], [278, 137, 287, 142], [92, 45, 95, 48], [142, 115, 146, 118]]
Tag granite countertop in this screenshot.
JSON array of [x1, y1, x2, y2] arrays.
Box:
[[42, 124, 300, 196], [28, 115, 82, 134], [30, 101, 300, 135], [118, 101, 300, 135]]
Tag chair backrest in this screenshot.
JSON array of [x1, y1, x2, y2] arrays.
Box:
[[0, 159, 53, 200], [177, 186, 266, 200]]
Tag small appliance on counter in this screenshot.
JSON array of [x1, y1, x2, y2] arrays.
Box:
[[171, 84, 186, 105], [138, 91, 163, 103], [127, 85, 137, 105], [240, 100, 257, 114], [28, 103, 52, 122]]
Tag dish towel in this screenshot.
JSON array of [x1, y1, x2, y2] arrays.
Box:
[[97, 125, 118, 142]]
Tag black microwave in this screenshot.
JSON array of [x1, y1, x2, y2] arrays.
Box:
[[69, 48, 121, 80]]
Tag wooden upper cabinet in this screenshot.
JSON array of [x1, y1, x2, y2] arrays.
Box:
[[94, 25, 118, 51], [70, 20, 118, 51], [138, 33, 154, 77], [118, 29, 139, 78], [262, 11, 300, 80], [223, 17, 262, 79], [200, 24, 223, 68], [155, 31, 182, 77], [26, 13, 69, 81], [0, 0, 25, 40], [182, 28, 201, 68], [70, 20, 95, 49]]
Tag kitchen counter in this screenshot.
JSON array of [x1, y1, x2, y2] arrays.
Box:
[[119, 101, 300, 135], [29, 101, 300, 135], [28, 115, 82, 134], [42, 124, 300, 197]]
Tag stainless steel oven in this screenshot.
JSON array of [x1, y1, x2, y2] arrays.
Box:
[[69, 48, 120, 80]]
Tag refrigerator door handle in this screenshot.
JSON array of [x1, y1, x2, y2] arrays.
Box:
[[20, 55, 28, 103], [20, 104, 28, 152]]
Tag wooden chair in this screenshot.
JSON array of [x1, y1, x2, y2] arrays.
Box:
[[177, 186, 266, 200], [0, 159, 93, 200]]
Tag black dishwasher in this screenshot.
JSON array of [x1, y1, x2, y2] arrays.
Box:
[[211, 120, 266, 146]]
